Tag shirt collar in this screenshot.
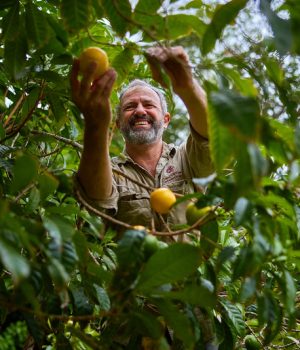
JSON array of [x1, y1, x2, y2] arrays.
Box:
[[113, 142, 176, 165]]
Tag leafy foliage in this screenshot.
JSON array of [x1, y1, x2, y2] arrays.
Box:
[[0, 0, 299, 349]]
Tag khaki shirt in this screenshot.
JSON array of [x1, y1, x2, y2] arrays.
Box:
[[77, 125, 213, 233]]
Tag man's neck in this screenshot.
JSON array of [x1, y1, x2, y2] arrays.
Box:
[[125, 140, 163, 177]]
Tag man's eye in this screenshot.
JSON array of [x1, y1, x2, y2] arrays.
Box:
[[124, 105, 135, 111]]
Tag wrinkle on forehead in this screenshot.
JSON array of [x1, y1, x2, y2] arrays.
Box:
[[121, 86, 162, 107]]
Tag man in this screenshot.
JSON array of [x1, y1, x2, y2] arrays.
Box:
[[71, 46, 213, 233]]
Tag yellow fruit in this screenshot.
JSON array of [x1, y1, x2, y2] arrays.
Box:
[[185, 202, 212, 225], [78, 47, 109, 80], [150, 188, 176, 214]]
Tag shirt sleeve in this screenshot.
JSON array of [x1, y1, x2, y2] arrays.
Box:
[[184, 123, 214, 178], [73, 174, 119, 214]]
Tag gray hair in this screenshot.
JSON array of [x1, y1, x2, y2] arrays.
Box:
[[116, 79, 168, 120]]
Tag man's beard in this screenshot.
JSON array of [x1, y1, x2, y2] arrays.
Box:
[[119, 115, 165, 145]]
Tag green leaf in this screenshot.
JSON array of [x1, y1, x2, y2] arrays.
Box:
[[247, 143, 269, 185], [10, 153, 38, 193], [155, 298, 195, 347], [260, 0, 292, 55], [0, 237, 30, 282], [220, 299, 245, 339], [137, 243, 201, 292], [112, 47, 134, 84], [200, 219, 219, 259], [93, 285, 111, 311], [280, 270, 296, 316], [102, 0, 132, 37], [164, 14, 205, 40], [1, 2, 20, 41], [159, 279, 216, 308], [202, 0, 248, 55], [135, 0, 161, 14], [25, 1, 50, 47], [208, 101, 235, 173], [132, 311, 162, 339], [38, 172, 59, 201], [234, 197, 252, 226], [209, 89, 260, 141], [4, 34, 28, 79], [257, 291, 282, 345], [0, 0, 16, 10], [43, 214, 75, 243], [71, 286, 93, 315], [48, 258, 70, 289], [61, 0, 90, 32]]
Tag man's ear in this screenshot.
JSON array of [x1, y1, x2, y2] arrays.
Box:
[[164, 113, 171, 128]]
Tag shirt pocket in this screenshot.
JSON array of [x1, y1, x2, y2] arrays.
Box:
[[117, 192, 152, 226]]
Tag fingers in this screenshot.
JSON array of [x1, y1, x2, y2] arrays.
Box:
[[91, 69, 117, 101]]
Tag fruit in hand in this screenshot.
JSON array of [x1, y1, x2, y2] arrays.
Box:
[[185, 202, 212, 225], [150, 188, 176, 214], [78, 47, 109, 80]]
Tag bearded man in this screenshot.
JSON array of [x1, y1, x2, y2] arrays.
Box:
[[71, 46, 213, 232]]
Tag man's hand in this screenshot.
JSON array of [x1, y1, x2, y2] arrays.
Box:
[[70, 59, 117, 130], [145, 46, 194, 95], [146, 46, 209, 139]]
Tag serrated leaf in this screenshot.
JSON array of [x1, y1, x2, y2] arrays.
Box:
[[202, 0, 248, 54], [220, 299, 245, 339], [102, 0, 132, 37], [25, 1, 50, 47], [1, 2, 20, 40], [0, 237, 30, 282], [61, 0, 90, 32], [137, 243, 201, 292]]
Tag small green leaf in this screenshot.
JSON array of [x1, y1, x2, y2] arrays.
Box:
[[43, 214, 75, 242], [102, 0, 132, 37], [93, 285, 111, 311], [4, 34, 28, 79], [155, 299, 195, 347], [159, 279, 216, 308], [202, 0, 248, 54], [25, 1, 50, 47], [0, 237, 30, 282], [209, 89, 260, 141], [10, 154, 38, 193], [220, 299, 245, 339], [48, 258, 70, 289], [38, 172, 59, 201], [135, 0, 161, 14], [1, 2, 20, 40], [260, 0, 292, 55], [61, 0, 90, 32], [112, 47, 134, 84], [137, 243, 201, 292], [200, 219, 219, 259], [234, 197, 252, 226]]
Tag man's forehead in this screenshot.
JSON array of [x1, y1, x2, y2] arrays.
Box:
[[121, 86, 160, 104]]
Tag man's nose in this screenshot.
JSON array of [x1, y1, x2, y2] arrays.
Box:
[[134, 102, 146, 116]]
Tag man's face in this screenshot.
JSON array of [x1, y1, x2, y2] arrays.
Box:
[[117, 86, 170, 145]]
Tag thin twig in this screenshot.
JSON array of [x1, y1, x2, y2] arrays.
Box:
[[31, 130, 84, 150], [1, 84, 45, 143], [3, 92, 26, 127]]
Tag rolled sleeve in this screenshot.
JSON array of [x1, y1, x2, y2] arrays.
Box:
[[74, 174, 119, 214], [185, 123, 214, 178]]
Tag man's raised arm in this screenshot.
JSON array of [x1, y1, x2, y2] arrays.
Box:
[[70, 59, 117, 200], [146, 46, 208, 139]]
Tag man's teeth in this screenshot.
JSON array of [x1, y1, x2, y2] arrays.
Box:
[[135, 121, 148, 125]]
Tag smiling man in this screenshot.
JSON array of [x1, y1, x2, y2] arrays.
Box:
[[71, 46, 213, 232]]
